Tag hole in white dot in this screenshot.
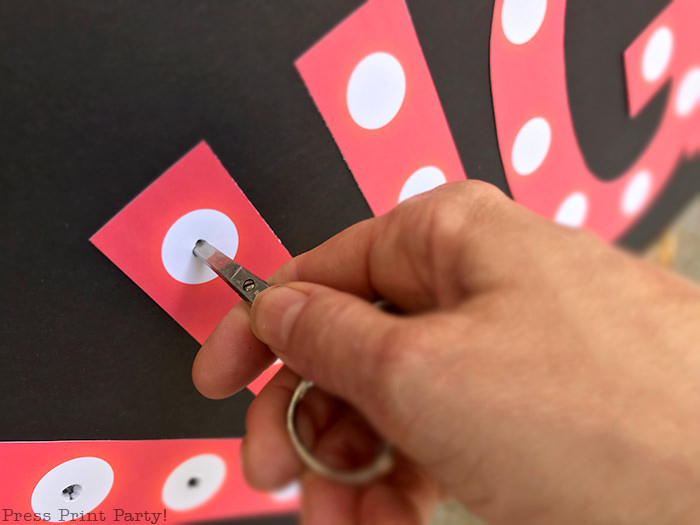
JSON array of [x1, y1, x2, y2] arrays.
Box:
[[642, 26, 673, 82], [512, 117, 551, 176], [675, 67, 700, 117], [61, 484, 82, 502], [555, 192, 588, 227], [398, 166, 447, 203], [622, 170, 652, 216], [501, 0, 547, 45], [161, 209, 239, 285], [32, 457, 114, 522], [347, 52, 406, 130], [187, 477, 200, 488], [162, 454, 226, 511]]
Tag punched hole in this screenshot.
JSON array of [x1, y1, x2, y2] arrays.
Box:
[[187, 477, 200, 488], [61, 484, 82, 502]]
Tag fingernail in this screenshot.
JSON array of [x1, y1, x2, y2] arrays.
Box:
[[251, 285, 308, 354]]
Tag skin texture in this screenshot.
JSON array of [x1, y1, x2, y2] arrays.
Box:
[[192, 181, 700, 524]]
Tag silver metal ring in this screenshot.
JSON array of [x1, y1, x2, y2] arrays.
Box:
[[286, 379, 394, 485]]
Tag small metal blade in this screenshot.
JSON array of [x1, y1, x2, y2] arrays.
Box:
[[192, 239, 269, 303]]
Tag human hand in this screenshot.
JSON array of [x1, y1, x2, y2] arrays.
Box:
[[193, 181, 700, 524]]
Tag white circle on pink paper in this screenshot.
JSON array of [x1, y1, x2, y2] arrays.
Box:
[[512, 117, 551, 176], [398, 166, 447, 202], [622, 170, 652, 216], [161, 209, 239, 285], [501, 0, 547, 45], [555, 192, 588, 227], [642, 26, 673, 82], [162, 454, 226, 511], [675, 68, 700, 117], [31, 457, 114, 522], [347, 52, 406, 130]]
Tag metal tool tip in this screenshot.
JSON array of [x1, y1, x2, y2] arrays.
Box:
[[193, 239, 207, 256]]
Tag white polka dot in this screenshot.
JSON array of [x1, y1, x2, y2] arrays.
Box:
[[162, 454, 226, 511], [347, 52, 406, 130], [32, 457, 114, 522], [398, 166, 447, 202], [501, 0, 547, 45], [622, 170, 652, 216], [270, 480, 301, 502], [642, 26, 673, 82], [161, 209, 238, 285], [675, 67, 700, 117], [512, 117, 551, 175], [555, 192, 588, 227]]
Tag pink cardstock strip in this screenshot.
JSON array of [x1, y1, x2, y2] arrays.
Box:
[[623, 0, 695, 118], [619, 0, 700, 203], [0, 438, 298, 523], [91, 142, 290, 346], [490, 0, 699, 242], [296, 0, 467, 217]]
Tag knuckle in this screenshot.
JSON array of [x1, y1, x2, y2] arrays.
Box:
[[437, 179, 506, 211], [455, 180, 507, 219], [458, 179, 505, 202], [428, 181, 506, 238]]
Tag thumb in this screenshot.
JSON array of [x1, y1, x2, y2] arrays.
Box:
[[249, 282, 407, 415]]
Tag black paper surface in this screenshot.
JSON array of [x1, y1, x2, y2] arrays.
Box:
[[1, 0, 697, 445]]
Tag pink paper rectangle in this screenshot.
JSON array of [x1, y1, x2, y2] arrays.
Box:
[[91, 142, 290, 345], [296, 0, 467, 216]]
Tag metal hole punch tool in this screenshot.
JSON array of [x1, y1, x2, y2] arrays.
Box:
[[193, 239, 394, 485]]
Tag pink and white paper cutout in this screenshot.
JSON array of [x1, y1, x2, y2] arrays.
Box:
[[91, 142, 290, 346], [491, 0, 700, 241], [296, 0, 467, 216]]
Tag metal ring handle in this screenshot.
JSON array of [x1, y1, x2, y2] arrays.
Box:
[[286, 379, 394, 485]]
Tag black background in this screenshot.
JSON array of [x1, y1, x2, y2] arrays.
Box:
[[1, 0, 696, 488]]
